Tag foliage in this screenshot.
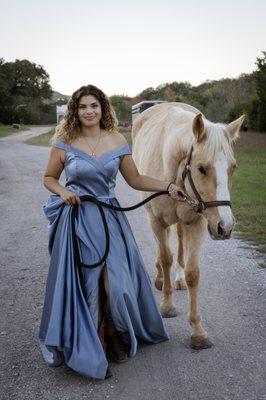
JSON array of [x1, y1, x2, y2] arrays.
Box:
[[109, 95, 132, 123], [129, 74, 257, 124], [253, 52, 266, 131], [0, 58, 54, 124]]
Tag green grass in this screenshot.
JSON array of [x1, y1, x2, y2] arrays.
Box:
[[25, 129, 55, 146], [232, 147, 266, 253], [0, 125, 30, 137]]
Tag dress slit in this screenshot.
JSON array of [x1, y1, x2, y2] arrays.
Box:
[[97, 270, 107, 351]]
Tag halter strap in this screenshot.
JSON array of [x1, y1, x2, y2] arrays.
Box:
[[181, 146, 232, 213]]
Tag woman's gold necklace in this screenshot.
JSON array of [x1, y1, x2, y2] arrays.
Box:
[[82, 129, 102, 156]]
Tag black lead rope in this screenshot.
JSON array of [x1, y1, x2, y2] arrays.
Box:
[[68, 191, 169, 270]]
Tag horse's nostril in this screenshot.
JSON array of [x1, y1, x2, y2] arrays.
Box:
[[217, 221, 225, 236], [217, 221, 232, 238]]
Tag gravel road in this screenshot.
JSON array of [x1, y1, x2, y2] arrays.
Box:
[[0, 128, 265, 400]]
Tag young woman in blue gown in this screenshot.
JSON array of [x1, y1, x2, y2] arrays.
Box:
[[39, 84, 184, 380]]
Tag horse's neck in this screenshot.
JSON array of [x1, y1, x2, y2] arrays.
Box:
[[176, 157, 188, 189], [169, 124, 194, 155], [167, 132, 193, 186], [164, 152, 187, 188]]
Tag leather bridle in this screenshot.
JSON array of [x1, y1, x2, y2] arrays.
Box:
[[181, 146, 232, 213]]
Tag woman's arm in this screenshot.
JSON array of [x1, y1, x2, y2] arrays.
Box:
[[119, 154, 185, 199], [43, 147, 81, 205]]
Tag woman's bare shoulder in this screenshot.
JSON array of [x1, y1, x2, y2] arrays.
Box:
[[50, 138, 67, 163]]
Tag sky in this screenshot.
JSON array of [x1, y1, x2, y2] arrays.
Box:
[[0, 0, 265, 97]]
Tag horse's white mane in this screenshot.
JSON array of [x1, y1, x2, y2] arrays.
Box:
[[201, 120, 235, 162]]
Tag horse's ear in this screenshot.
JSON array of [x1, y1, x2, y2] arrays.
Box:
[[226, 115, 245, 142], [192, 113, 205, 142]]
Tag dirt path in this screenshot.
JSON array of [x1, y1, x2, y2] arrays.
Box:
[[0, 126, 52, 143], [0, 131, 265, 400]]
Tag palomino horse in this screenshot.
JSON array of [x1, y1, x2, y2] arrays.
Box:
[[132, 102, 244, 349]]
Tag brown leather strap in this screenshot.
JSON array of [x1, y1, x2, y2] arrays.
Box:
[[181, 145, 232, 213], [203, 201, 231, 208], [186, 169, 202, 204]]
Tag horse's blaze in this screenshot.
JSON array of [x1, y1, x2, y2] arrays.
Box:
[[214, 156, 235, 231]]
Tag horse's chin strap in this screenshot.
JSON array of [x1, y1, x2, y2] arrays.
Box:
[[181, 146, 232, 214]]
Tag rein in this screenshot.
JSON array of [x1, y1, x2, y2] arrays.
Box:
[[181, 145, 232, 213]]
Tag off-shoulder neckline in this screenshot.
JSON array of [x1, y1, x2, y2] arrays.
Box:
[[55, 139, 129, 160]]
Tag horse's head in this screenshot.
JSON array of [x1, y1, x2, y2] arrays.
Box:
[[183, 113, 245, 240]]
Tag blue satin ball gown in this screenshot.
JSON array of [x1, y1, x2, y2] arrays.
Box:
[[38, 138, 169, 380]]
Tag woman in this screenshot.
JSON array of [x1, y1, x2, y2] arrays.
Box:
[[39, 84, 184, 380]]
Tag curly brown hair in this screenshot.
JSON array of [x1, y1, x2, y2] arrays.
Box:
[[52, 84, 118, 144]]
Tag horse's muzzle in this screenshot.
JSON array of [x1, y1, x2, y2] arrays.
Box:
[[207, 223, 233, 240]]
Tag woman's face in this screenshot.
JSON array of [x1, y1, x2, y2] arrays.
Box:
[[77, 95, 102, 128]]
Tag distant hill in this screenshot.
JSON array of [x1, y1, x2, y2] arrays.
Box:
[[51, 72, 257, 125], [52, 91, 69, 103], [131, 73, 256, 123]]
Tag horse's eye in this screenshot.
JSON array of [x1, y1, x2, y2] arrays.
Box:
[[198, 165, 206, 175]]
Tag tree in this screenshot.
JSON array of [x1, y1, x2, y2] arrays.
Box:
[[0, 58, 14, 123], [163, 87, 176, 102], [0, 58, 53, 124], [110, 95, 132, 124], [254, 51, 266, 131]]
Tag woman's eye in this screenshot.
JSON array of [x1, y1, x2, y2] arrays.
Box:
[[198, 165, 206, 175]]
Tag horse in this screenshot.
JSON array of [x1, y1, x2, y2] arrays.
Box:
[[131, 102, 244, 349]]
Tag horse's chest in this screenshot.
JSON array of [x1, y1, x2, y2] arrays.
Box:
[[176, 204, 201, 224], [152, 202, 179, 226], [156, 204, 200, 226]]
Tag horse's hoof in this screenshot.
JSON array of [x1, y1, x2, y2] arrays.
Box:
[[154, 279, 163, 291], [160, 304, 178, 318], [174, 280, 187, 290], [190, 335, 213, 350]]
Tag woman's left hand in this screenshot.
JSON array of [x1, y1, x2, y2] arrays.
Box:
[[167, 183, 187, 201]]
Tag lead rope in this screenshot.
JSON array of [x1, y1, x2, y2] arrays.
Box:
[[69, 192, 171, 301], [56, 190, 170, 270]]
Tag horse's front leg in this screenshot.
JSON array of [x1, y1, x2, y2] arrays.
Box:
[[148, 213, 177, 318], [173, 223, 187, 290], [183, 217, 213, 349]]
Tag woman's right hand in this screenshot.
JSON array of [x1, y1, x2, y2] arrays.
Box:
[[59, 188, 81, 205], [167, 183, 187, 201]]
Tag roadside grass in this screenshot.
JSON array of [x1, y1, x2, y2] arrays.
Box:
[[232, 147, 266, 254], [25, 129, 55, 146], [0, 125, 30, 138]]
